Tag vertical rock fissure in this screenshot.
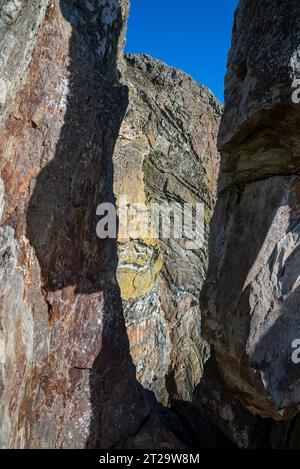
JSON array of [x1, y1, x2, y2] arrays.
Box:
[[0, 0, 183, 449]]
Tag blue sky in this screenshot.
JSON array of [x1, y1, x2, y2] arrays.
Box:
[[125, 0, 239, 102]]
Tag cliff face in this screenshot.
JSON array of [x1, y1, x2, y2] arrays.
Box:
[[201, 0, 300, 447], [4, 0, 298, 451], [0, 0, 184, 449], [0, 0, 223, 449], [114, 54, 221, 405]]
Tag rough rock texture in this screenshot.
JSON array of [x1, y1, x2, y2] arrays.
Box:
[[0, 0, 182, 449], [0, 0, 49, 126], [200, 0, 300, 445], [114, 54, 222, 405]]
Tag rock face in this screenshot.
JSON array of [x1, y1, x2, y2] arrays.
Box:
[[114, 54, 221, 405], [6, 0, 299, 451], [0, 0, 49, 125], [0, 0, 222, 450], [200, 0, 300, 445], [0, 0, 184, 449]]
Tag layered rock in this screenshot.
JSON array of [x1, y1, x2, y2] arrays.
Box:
[[200, 0, 300, 444], [0, 0, 182, 449], [114, 54, 222, 404]]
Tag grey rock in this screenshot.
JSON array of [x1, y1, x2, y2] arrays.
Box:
[[201, 0, 300, 434], [220, 0, 300, 149], [0, 0, 180, 449], [0, 178, 4, 221], [0, 0, 48, 125]]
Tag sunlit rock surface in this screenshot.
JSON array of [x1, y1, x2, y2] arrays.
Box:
[[5, 0, 300, 451], [114, 53, 222, 405], [0, 0, 181, 449]]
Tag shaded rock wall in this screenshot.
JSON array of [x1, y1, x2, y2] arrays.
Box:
[[0, 0, 48, 126], [0, 0, 180, 449], [5, 0, 297, 451], [114, 54, 221, 405], [200, 0, 300, 447]]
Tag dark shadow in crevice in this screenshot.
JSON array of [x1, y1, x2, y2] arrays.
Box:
[[26, 0, 148, 449], [26, 0, 238, 449], [146, 389, 236, 449], [26, 1, 124, 296]]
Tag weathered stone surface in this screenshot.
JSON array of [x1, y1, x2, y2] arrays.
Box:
[[0, 0, 49, 125], [114, 54, 221, 405], [201, 0, 300, 432], [195, 353, 300, 449], [0, 224, 33, 448], [7, 0, 300, 450], [0, 0, 181, 449], [217, 0, 300, 193], [220, 0, 300, 149], [0, 177, 4, 220]]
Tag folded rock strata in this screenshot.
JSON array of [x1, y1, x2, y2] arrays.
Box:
[[4, 0, 296, 451], [114, 53, 221, 404], [0, 0, 186, 449]]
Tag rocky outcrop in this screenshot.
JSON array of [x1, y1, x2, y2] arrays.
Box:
[[0, 0, 49, 126], [0, 0, 184, 449], [6, 0, 297, 451], [114, 54, 221, 405], [200, 0, 300, 446]]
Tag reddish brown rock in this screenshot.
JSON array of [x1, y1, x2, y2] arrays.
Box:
[[0, 0, 180, 449]]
